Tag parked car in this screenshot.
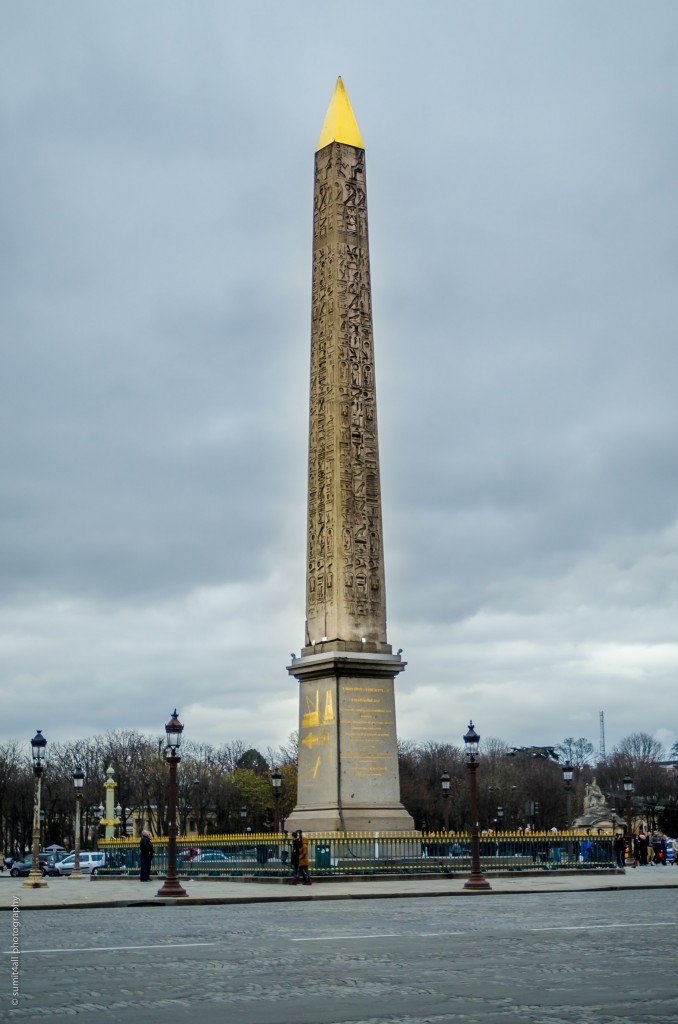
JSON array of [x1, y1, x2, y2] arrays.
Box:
[[177, 847, 202, 866], [55, 852, 106, 875], [10, 855, 55, 877], [190, 852, 230, 869], [193, 851, 230, 862], [41, 854, 66, 876]]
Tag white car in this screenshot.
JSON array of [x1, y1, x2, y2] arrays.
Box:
[[55, 852, 106, 875]]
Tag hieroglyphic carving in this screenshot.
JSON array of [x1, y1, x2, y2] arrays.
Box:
[[306, 141, 387, 644]]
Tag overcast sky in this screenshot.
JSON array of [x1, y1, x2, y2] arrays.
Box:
[[2, 1, 677, 760]]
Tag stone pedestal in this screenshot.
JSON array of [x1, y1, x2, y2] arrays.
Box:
[[286, 646, 414, 834]]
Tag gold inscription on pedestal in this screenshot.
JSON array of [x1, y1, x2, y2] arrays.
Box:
[[341, 684, 394, 778]]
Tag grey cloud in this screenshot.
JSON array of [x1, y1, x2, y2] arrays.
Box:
[[1, 1, 677, 754]]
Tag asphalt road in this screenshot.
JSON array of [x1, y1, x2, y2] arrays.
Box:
[[2, 890, 677, 1023]]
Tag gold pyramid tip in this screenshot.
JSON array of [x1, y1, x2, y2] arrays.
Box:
[[316, 77, 364, 152]]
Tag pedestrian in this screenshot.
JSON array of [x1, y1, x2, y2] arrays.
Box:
[[673, 836, 678, 865], [614, 832, 626, 869], [290, 830, 300, 882], [580, 833, 593, 863], [635, 829, 649, 865], [0, 851, 4, 872], [139, 829, 154, 881], [291, 830, 311, 886], [651, 832, 667, 866]]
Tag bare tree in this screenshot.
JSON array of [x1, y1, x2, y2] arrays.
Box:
[[558, 737, 595, 768], [214, 740, 247, 774], [613, 732, 664, 766]]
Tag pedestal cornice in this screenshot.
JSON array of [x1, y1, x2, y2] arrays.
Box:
[[288, 649, 406, 682]]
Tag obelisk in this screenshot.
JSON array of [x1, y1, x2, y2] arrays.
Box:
[[286, 79, 414, 833]]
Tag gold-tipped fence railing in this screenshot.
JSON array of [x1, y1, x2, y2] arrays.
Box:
[[97, 831, 619, 877]]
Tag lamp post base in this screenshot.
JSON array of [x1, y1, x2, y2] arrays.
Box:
[[22, 874, 48, 889], [464, 871, 491, 891], [68, 871, 85, 879], [156, 877, 188, 898]]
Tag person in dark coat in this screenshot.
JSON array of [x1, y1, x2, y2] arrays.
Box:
[[139, 830, 154, 881], [614, 833, 626, 869], [291, 830, 311, 885], [635, 829, 649, 865]]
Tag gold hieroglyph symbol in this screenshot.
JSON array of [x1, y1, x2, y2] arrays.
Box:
[[302, 754, 322, 782], [323, 689, 334, 724], [301, 730, 329, 749], [302, 690, 319, 728]]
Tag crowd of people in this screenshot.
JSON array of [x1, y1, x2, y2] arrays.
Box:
[[630, 828, 677, 867]]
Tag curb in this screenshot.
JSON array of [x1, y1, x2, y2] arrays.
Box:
[[4, 879, 678, 911]]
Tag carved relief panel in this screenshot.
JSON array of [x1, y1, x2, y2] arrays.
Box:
[[307, 142, 387, 644]]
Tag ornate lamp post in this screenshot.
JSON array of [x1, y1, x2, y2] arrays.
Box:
[[191, 779, 201, 835], [70, 767, 85, 879], [114, 803, 123, 839], [271, 769, 282, 832], [440, 772, 450, 831], [623, 774, 633, 863], [94, 803, 104, 849], [497, 806, 504, 832], [23, 730, 48, 889], [240, 804, 248, 831], [156, 710, 188, 898], [562, 761, 573, 827], [463, 722, 491, 891], [647, 794, 659, 832]]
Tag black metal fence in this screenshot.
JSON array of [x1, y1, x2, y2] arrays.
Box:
[[98, 830, 617, 877]]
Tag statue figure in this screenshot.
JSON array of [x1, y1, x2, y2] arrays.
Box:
[[584, 778, 606, 811]]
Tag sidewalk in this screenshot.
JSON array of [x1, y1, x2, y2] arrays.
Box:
[[3, 866, 677, 910]]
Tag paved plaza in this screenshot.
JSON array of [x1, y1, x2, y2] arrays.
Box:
[[1, 871, 677, 1022], [1, 863, 677, 910]]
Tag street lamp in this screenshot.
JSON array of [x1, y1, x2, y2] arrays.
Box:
[[497, 806, 504, 832], [562, 761, 573, 828], [23, 730, 48, 889], [70, 768, 85, 879], [240, 805, 248, 830], [463, 721, 491, 891], [271, 769, 282, 832], [646, 794, 659, 831], [191, 779, 201, 835], [92, 802, 104, 851], [440, 772, 451, 831], [623, 774, 634, 864], [156, 710, 188, 898], [114, 803, 122, 839]]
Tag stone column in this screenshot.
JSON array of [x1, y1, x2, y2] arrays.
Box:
[[103, 766, 118, 840]]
